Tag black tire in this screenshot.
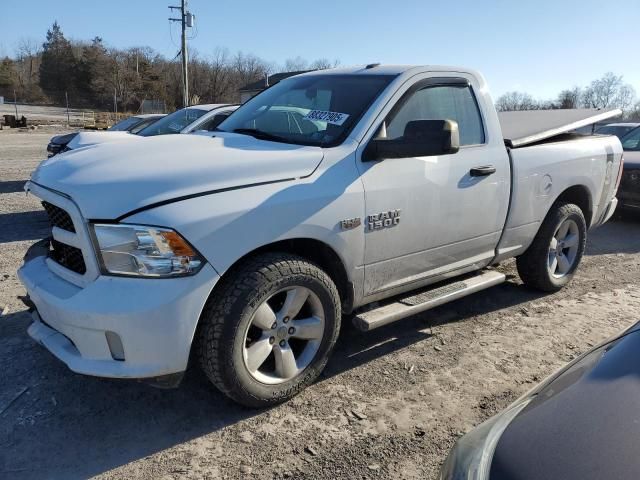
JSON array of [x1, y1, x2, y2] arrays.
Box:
[[197, 252, 341, 408], [516, 202, 587, 292]]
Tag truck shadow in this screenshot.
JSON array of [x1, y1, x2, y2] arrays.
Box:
[[586, 211, 640, 256], [0, 280, 543, 480], [0, 211, 49, 244], [0, 309, 254, 480], [327, 279, 545, 377], [0, 180, 27, 194]]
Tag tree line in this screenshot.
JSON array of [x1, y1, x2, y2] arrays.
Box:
[[0, 22, 337, 113], [496, 72, 639, 119], [2, 22, 638, 119]]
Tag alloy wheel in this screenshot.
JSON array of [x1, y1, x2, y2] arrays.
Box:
[[548, 219, 580, 278], [242, 286, 325, 384]]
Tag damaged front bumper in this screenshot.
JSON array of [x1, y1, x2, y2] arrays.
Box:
[[18, 239, 219, 384]]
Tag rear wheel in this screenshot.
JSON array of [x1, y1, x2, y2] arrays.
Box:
[[197, 253, 341, 407], [517, 202, 587, 292]]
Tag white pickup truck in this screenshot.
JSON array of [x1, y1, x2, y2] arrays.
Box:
[[19, 65, 623, 407]]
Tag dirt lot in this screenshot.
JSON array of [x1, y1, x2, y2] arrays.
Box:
[[1, 127, 639, 480]]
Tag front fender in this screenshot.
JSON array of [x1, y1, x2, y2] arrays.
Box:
[[125, 149, 365, 286]]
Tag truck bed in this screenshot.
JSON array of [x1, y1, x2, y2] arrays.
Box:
[[499, 108, 621, 148]]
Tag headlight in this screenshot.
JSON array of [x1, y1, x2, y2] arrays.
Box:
[[91, 224, 204, 277], [439, 398, 532, 480]]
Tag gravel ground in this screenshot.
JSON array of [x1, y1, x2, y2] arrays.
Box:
[[1, 127, 639, 480], [0, 104, 96, 123]]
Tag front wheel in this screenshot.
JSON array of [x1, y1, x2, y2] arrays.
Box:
[[197, 253, 341, 408], [516, 202, 587, 292]]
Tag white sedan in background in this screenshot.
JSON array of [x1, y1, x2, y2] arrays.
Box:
[[64, 104, 238, 151]]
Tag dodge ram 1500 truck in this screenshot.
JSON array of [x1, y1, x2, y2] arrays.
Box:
[[19, 65, 623, 407]]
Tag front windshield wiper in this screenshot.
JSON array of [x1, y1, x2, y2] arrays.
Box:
[[232, 128, 289, 143]]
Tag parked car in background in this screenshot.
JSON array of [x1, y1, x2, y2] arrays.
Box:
[[46, 114, 164, 157], [179, 104, 239, 133], [618, 126, 640, 211], [20, 65, 622, 408], [135, 104, 237, 137], [108, 113, 166, 133], [61, 105, 235, 153], [595, 122, 640, 139], [440, 321, 640, 480]]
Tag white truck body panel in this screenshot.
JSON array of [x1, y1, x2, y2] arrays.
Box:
[[19, 65, 623, 379], [32, 133, 324, 219], [496, 136, 621, 261]]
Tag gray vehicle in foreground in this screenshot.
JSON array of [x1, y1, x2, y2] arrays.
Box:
[[440, 321, 640, 480]]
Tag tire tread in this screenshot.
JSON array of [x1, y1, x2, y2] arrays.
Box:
[[197, 252, 340, 407], [516, 202, 587, 292]]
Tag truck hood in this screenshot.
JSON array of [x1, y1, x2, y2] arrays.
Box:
[[31, 132, 323, 219], [66, 131, 138, 150]]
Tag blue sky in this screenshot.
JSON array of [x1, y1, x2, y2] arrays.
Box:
[[1, 0, 638, 99]]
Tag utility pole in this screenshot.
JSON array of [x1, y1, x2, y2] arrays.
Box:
[[169, 0, 194, 108], [65, 91, 70, 126]]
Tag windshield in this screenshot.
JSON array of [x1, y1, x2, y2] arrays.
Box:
[[621, 126, 640, 151], [217, 74, 396, 147], [129, 116, 162, 134], [137, 107, 208, 137], [108, 116, 142, 131]]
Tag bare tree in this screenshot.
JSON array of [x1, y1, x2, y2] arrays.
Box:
[[617, 84, 636, 115], [283, 56, 308, 71], [206, 48, 233, 102], [309, 58, 340, 70], [557, 87, 582, 109], [495, 91, 539, 111], [581, 72, 635, 114], [627, 101, 640, 122]]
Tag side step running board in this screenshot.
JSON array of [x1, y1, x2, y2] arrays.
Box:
[[352, 270, 506, 331]]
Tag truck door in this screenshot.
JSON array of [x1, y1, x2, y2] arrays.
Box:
[[357, 75, 510, 297]]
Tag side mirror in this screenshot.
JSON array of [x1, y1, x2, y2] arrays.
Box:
[[363, 119, 460, 161]]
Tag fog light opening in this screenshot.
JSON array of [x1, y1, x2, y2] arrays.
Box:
[[105, 331, 125, 361]]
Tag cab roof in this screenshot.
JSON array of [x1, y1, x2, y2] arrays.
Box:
[[295, 64, 478, 77]]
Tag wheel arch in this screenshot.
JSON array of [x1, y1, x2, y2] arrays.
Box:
[[207, 237, 353, 315], [551, 184, 593, 227]]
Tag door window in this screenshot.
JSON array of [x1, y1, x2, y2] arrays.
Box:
[[386, 84, 485, 146]]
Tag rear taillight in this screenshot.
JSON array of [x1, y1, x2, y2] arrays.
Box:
[[614, 155, 625, 191]]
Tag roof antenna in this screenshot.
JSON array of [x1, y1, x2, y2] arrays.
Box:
[[365, 63, 381, 69]]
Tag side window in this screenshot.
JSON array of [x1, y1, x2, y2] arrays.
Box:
[[200, 113, 232, 131], [622, 128, 640, 151], [386, 84, 485, 146]]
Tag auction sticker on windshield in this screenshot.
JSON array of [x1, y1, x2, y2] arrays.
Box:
[[304, 110, 350, 126]]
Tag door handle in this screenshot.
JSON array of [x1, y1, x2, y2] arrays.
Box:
[[470, 165, 496, 177]]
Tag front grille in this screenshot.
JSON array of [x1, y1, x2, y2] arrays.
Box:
[[42, 201, 75, 233], [50, 239, 86, 274]]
